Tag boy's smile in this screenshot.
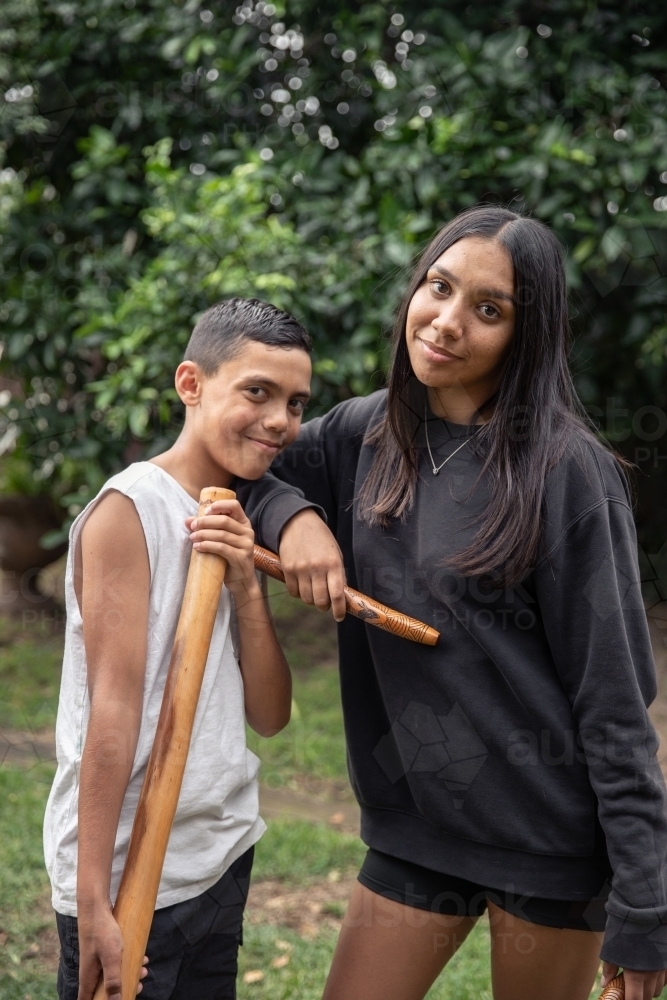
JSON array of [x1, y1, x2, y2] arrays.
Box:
[[247, 435, 282, 455]]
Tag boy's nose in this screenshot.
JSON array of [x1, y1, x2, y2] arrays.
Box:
[[262, 407, 289, 432]]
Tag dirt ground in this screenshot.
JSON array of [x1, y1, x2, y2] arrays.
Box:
[[245, 875, 356, 937]]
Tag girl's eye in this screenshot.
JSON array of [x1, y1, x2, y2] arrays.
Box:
[[480, 304, 499, 319], [430, 278, 449, 295]]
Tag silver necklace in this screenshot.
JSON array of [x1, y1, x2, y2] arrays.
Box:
[[424, 406, 481, 476]]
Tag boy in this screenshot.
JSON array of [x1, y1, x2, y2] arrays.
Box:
[[44, 298, 314, 1000]]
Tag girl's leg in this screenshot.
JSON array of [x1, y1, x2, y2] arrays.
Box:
[[488, 901, 604, 1000], [321, 882, 478, 1000]]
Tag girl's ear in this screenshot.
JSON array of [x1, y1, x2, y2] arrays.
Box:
[[175, 361, 204, 407]]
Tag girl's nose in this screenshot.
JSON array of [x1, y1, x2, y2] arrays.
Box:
[[431, 298, 465, 340]]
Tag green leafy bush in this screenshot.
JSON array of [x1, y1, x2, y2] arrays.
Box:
[[1, 1, 667, 544]]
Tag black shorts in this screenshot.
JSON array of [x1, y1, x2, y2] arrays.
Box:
[[358, 848, 608, 932], [56, 846, 253, 1000]]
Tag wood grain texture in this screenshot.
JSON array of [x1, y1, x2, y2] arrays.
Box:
[[253, 544, 439, 646], [92, 487, 234, 1000], [598, 975, 624, 999]]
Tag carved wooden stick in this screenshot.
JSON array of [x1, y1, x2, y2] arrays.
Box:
[[253, 544, 440, 646], [92, 487, 235, 1000], [598, 975, 624, 999]]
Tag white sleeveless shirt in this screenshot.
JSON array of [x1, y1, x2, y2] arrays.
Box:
[[43, 462, 265, 916]]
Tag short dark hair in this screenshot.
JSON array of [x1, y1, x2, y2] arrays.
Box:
[[184, 297, 312, 375]]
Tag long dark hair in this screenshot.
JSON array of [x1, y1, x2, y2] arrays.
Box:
[[358, 205, 600, 586]]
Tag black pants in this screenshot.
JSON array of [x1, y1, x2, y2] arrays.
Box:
[[56, 847, 253, 1000]]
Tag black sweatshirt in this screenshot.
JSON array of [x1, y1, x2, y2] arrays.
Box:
[[237, 390, 667, 969]]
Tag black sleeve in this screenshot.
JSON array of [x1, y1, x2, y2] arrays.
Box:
[[234, 469, 327, 554], [236, 391, 384, 551], [535, 496, 667, 970]]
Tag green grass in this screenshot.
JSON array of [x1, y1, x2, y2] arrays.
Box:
[[0, 618, 62, 731], [0, 970, 56, 1000], [238, 919, 602, 1000], [427, 921, 493, 1000], [238, 923, 494, 1000], [248, 665, 348, 787], [267, 578, 338, 673], [0, 763, 56, 998], [0, 619, 62, 996], [239, 924, 339, 999], [237, 920, 491, 1000], [252, 819, 366, 884]]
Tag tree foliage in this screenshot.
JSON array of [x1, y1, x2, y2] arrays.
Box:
[[1, 0, 667, 544]]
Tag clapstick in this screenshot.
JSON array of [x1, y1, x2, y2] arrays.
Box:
[[253, 544, 439, 646], [598, 975, 624, 999], [92, 487, 235, 1000]]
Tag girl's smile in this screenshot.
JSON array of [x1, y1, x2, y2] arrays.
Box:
[[415, 338, 465, 363]]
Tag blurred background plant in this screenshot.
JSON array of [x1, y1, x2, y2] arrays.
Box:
[[1, 0, 667, 548]]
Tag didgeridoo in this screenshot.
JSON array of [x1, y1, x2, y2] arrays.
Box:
[[253, 544, 440, 646], [92, 487, 235, 1000], [598, 975, 624, 999]]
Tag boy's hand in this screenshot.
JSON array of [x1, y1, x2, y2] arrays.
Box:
[[77, 903, 148, 999], [186, 499, 258, 598], [278, 509, 347, 622]]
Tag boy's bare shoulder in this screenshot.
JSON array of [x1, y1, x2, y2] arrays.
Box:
[[80, 489, 148, 565], [75, 491, 150, 624]]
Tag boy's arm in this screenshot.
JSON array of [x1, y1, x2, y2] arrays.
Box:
[[233, 577, 292, 737], [75, 491, 150, 1000], [188, 499, 291, 737]]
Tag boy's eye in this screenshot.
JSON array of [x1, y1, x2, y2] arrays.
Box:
[[289, 398, 307, 413], [246, 386, 268, 399]]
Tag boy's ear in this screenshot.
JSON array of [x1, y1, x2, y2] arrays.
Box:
[[175, 361, 205, 407]]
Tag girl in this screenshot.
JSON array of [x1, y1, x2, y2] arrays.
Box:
[[206, 206, 667, 1000]]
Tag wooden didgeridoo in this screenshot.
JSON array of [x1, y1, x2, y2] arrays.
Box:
[[92, 487, 235, 1000], [598, 975, 624, 999], [253, 544, 440, 646]]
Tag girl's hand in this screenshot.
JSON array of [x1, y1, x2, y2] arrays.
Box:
[[186, 500, 258, 598], [601, 962, 666, 999], [278, 508, 347, 621]]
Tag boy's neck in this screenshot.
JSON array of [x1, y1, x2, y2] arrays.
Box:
[[150, 429, 233, 501]]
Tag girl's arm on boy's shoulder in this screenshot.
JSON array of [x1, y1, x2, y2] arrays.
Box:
[[76, 490, 150, 1000], [187, 499, 291, 738], [233, 412, 334, 550], [235, 398, 375, 622], [236, 392, 385, 546]]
